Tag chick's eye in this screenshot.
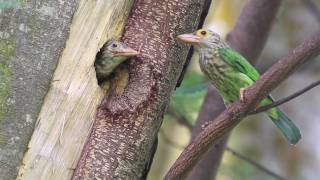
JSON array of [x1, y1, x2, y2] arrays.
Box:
[[200, 30, 207, 36], [112, 43, 118, 48]]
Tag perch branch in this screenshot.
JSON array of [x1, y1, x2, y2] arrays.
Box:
[[164, 113, 285, 180], [250, 79, 320, 114], [164, 31, 320, 180], [224, 147, 286, 180]]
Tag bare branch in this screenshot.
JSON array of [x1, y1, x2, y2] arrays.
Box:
[[160, 126, 287, 180], [225, 147, 287, 180], [250, 79, 320, 114], [164, 31, 320, 180]]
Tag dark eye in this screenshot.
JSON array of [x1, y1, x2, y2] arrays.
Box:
[[200, 31, 207, 35], [112, 43, 118, 48]]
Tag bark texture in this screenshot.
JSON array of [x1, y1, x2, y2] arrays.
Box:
[[73, 0, 207, 179], [0, 1, 76, 179], [187, 0, 283, 179]]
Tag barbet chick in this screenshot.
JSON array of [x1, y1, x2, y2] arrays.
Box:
[[94, 40, 138, 84], [177, 29, 301, 144]]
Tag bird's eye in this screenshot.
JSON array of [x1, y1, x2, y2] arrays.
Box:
[[112, 43, 118, 48], [200, 30, 207, 36]]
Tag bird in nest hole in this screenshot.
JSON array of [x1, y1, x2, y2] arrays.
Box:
[[94, 40, 139, 84]]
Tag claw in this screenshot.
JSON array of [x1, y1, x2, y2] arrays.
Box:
[[240, 88, 246, 102]]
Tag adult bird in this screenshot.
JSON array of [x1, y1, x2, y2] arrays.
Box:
[[177, 29, 301, 144], [94, 40, 139, 84]]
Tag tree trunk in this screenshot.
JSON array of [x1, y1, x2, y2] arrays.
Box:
[[0, 1, 77, 179], [2, 1, 135, 180], [73, 0, 208, 179]]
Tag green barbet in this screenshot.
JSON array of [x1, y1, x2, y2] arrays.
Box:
[[177, 29, 301, 144], [94, 40, 139, 83]]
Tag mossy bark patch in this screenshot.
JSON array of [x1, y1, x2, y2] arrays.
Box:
[[0, 1, 77, 179]]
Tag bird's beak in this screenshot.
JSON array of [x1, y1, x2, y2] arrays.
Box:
[[113, 47, 139, 57], [177, 33, 201, 45]]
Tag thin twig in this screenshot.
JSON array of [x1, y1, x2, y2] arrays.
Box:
[[225, 147, 287, 180], [250, 79, 320, 114], [301, 0, 320, 23], [160, 127, 287, 180]]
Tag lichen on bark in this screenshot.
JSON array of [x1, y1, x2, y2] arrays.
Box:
[[0, 1, 77, 179], [0, 36, 14, 119]]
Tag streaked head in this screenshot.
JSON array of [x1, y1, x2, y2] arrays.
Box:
[[103, 40, 139, 58], [177, 29, 227, 49]]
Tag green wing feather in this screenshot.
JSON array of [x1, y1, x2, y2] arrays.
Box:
[[218, 48, 260, 81], [218, 48, 301, 144]]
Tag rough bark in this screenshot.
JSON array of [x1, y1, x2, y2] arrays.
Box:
[[16, 1, 135, 180], [73, 0, 208, 179], [0, 1, 76, 179], [165, 31, 320, 179], [187, 0, 283, 179]]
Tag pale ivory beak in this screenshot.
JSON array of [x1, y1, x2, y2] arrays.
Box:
[[176, 33, 201, 44]]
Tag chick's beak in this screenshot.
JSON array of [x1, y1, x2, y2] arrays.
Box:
[[113, 47, 139, 57], [177, 33, 201, 44]]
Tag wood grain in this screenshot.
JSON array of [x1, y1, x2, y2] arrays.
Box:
[[17, 1, 134, 179]]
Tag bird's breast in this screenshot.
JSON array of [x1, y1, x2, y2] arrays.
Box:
[[200, 56, 230, 80]]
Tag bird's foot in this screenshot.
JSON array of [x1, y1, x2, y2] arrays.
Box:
[[239, 88, 247, 102]]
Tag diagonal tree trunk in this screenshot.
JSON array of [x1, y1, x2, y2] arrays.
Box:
[[73, 0, 210, 179]]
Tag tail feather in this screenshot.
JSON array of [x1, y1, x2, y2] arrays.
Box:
[[268, 108, 301, 144]]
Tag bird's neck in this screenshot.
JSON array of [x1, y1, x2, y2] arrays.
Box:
[[95, 56, 127, 79]]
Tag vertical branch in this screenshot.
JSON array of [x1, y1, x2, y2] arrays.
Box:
[[227, 0, 283, 62], [186, 0, 283, 179]]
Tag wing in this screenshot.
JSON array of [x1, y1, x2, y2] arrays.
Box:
[[218, 48, 260, 81]]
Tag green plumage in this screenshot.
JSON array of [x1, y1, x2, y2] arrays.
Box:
[[178, 29, 301, 144]]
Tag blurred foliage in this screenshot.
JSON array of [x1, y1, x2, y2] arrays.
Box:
[[169, 72, 208, 125]]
